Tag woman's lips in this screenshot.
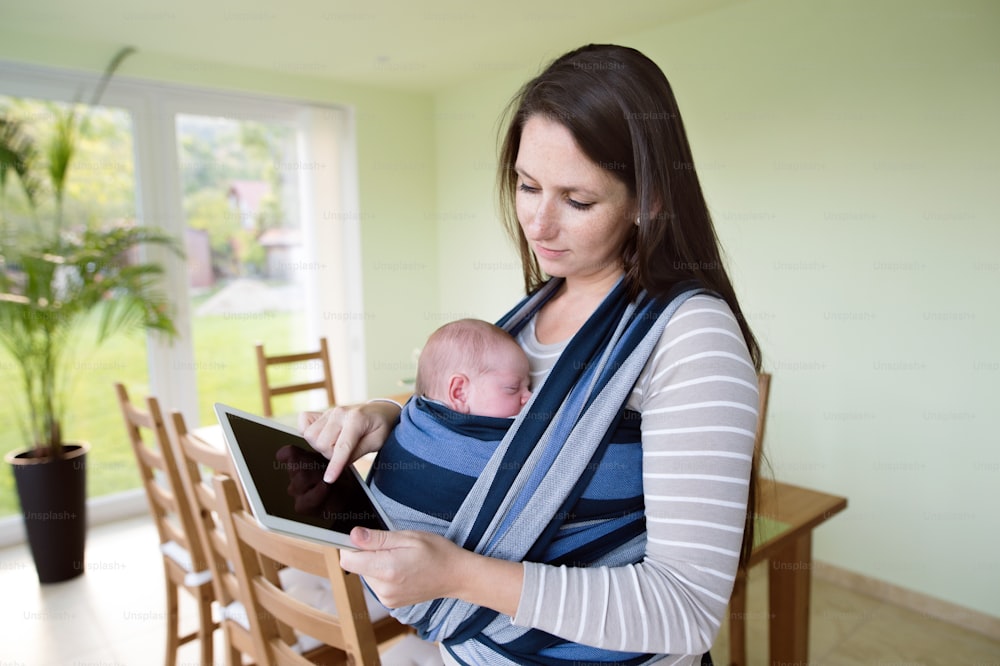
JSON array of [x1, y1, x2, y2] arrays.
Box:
[[534, 244, 566, 260]]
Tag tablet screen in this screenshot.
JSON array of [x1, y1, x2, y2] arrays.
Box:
[[224, 412, 389, 533]]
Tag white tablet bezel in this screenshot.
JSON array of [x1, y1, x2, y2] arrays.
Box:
[[213, 402, 396, 550]]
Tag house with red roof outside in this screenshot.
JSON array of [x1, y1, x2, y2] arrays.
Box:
[[227, 180, 271, 230]]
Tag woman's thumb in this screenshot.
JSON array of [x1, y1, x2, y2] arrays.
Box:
[[349, 526, 389, 550]]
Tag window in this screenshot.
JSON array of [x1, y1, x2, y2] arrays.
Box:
[[0, 61, 365, 520]]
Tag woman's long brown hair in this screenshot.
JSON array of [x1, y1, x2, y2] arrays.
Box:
[[497, 44, 763, 570]]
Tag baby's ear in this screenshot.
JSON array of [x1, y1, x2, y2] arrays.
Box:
[[447, 374, 471, 414]]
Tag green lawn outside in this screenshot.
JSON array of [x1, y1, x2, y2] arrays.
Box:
[[0, 307, 305, 517]]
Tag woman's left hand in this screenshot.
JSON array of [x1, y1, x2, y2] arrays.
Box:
[[340, 527, 466, 608], [341, 527, 526, 614]]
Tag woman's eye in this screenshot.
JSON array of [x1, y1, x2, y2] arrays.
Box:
[[518, 182, 593, 210]]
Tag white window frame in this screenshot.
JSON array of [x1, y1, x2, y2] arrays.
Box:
[[0, 59, 366, 534]]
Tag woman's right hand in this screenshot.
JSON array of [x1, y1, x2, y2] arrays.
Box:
[[300, 401, 402, 483]]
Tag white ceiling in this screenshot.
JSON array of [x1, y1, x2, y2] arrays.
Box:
[[3, 0, 746, 92]]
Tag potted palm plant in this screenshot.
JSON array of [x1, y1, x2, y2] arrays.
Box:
[[0, 47, 181, 583]]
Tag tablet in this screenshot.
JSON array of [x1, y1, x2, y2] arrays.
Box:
[[214, 402, 395, 550]]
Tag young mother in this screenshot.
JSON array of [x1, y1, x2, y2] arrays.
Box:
[[303, 44, 761, 666]]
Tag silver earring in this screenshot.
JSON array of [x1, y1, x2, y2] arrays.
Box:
[[635, 216, 641, 226]]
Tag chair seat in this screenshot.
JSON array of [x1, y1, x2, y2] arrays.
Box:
[[221, 599, 251, 630], [379, 634, 445, 665], [221, 567, 440, 659], [278, 567, 392, 622], [278, 567, 391, 653], [219, 568, 390, 628], [159, 540, 213, 587]]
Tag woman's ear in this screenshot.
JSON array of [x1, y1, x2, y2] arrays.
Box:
[[634, 193, 663, 224], [447, 374, 472, 414]]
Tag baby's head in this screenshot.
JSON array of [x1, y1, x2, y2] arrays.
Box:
[[416, 318, 531, 418]]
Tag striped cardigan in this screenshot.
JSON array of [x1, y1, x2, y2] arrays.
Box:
[[369, 280, 757, 665]]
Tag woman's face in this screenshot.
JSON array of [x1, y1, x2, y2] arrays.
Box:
[[514, 114, 634, 288]]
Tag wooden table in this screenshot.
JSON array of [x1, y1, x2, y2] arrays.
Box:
[[727, 479, 848, 666]]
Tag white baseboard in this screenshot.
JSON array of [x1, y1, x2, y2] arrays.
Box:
[[0, 488, 149, 549], [0, 514, 25, 550], [814, 560, 1000, 641]]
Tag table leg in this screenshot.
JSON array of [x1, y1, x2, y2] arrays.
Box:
[[728, 569, 748, 666], [768, 533, 812, 665]]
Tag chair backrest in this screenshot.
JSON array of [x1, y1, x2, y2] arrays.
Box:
[[168, 409, 283, 658], [256, 337, 335, 417], [114, 382, 207, 573], [168, 410, 243, 608], [214, 474, 384, 665]]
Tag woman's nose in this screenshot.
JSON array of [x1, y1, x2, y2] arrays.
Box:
[[524, 197, 556, 238]]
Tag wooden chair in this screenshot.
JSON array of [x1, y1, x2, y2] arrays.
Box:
[[114, 383, 217, 666], [169, 409, 365, 665], [256, 337, 336, 417], [168, 409, 257, 666], [727, 371, 772, 666], [213, 474, 429, 665]]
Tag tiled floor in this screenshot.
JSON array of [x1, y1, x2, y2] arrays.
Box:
[[2, 514, 999, 665]]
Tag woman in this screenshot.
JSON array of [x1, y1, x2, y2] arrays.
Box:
[[304, 44, 761, 665]]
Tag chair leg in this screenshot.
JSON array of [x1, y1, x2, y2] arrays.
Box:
[[225, 634, 242, 666], [197, 592, 215, 666], [164, 576, 180, 666]]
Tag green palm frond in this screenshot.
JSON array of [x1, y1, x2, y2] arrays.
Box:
[[0, 116, 42, 208], [84, 46, 136, 109], [0, 223, 182, 454], [46, 111, 77, 226], [45, 45, 135, 230]]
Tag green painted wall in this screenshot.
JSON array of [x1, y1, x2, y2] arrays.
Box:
[[3, 0, 998, 621], [433, 70, 527, 322], [430, 0, 1000, 618], [0, 30, 439, 398]]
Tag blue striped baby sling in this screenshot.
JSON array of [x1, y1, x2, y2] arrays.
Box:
[[368, 277, 706, 665]]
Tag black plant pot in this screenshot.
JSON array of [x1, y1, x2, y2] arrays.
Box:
[[5, 443, 89, 583]]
